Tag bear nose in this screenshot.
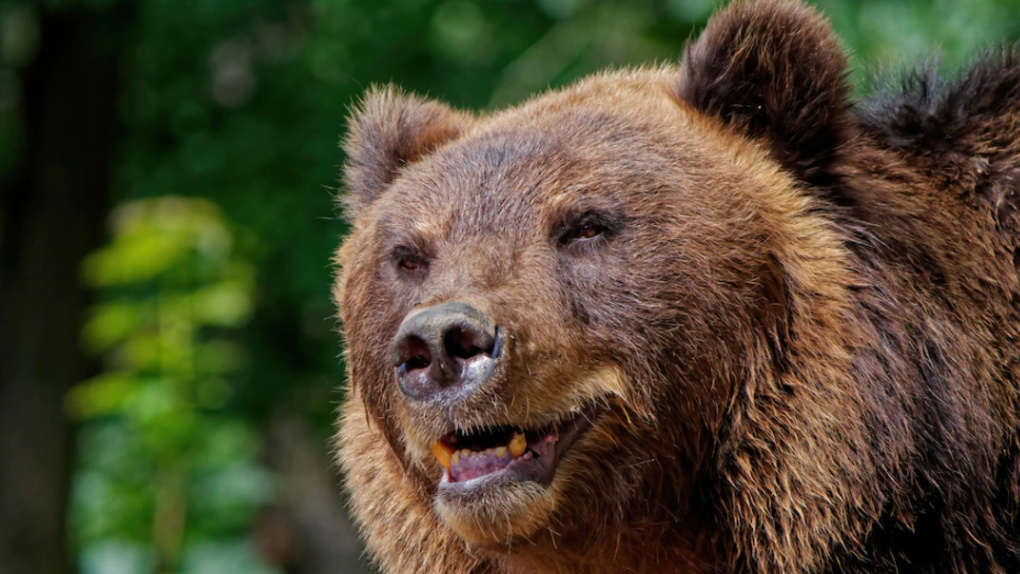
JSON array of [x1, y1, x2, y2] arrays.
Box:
[[391, 302, 502, 402]]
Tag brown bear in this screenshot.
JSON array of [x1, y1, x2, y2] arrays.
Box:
[[332, 1, 1020, 572]]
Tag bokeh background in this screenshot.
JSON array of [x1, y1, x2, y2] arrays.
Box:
[[1, 0, 1019, 573]]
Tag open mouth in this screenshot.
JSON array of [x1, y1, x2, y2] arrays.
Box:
[[431, 405, 597, 490]]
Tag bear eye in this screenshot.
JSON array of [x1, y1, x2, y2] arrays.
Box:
[[399, 257, 425, 271], [573, 222, 603, 240], [558, 212, 617, 247], [392, 247, 430, 277]]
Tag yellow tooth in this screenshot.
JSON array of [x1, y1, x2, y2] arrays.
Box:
[[509, 432, 526, 458], [432, 441, 453, 470], [451, 450, 460, 466], [461, 449, 472, 460], [495, 446, 507, 458]]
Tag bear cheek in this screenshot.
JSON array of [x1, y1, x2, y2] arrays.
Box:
[[557, 231, 750, 431], [338, 255, 420, 435]]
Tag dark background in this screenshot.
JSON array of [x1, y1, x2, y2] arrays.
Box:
[[1, 0, 1018, 573]]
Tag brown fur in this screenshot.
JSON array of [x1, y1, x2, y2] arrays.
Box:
[[333, 1, 1020, 572]]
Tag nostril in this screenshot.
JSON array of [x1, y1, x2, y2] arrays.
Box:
[[405, 355, 430, 370], [398, 335, 432, 371], [444, 325, 493, 361]]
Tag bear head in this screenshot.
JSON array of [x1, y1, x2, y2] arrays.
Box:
[[334, 1, 876, 572]]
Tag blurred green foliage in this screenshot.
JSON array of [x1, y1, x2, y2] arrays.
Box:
[[71, 198, 271, 574], [1, 0, 1019, 573]]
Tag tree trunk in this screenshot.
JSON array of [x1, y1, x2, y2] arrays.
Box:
[[0, 5, 131, 574]]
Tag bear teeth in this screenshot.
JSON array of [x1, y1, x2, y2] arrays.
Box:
[[432, 441, 454, 469], [509, 431, 527, 458], [431, 431, 527, 471]]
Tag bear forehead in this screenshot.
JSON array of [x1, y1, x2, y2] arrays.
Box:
[[375, 69, 748, 238]]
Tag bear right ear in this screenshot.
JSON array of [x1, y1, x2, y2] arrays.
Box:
[[676, 0, 853, 188], [341, 86, 473, 218]]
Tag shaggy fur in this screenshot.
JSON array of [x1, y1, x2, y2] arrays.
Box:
[[332, 1, 1020, 572]]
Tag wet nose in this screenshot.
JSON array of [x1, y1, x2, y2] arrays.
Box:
[[391, 302, 502, 402]]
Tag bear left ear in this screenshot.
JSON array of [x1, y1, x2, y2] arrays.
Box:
[[341, 86, 474, 218], [677, 0, 853, 187]]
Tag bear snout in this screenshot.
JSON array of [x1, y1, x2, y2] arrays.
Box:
[[391, 302, 503, 403]]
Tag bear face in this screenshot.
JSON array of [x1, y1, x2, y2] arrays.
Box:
[[334, 1, 1020, 573], [339, 71, 827, 542]]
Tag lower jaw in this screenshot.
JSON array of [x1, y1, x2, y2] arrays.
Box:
[[434, 449, 560, 544], [435, 477, 556, 545], [433, 412, 597, 544]]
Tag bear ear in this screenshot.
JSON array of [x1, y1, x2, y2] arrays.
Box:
[[677, 0, 853, 187], [341, 86, 473, 218]]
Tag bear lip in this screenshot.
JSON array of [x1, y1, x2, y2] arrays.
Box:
[[435, 404, 598, 493]]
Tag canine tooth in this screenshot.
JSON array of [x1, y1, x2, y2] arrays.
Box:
[[495, 446, 507, 458], [432, 441, 454, 470], [509, 432, 526, 458], [451, 450, 460, 466]]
